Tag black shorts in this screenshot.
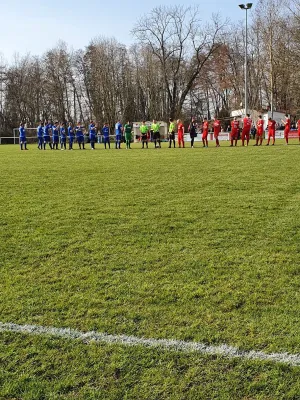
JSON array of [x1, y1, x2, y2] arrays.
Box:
[[169, 132, 175, 140], [141, 134, 148, 142], [153, 132, 160, 140]]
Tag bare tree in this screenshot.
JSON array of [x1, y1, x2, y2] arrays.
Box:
[[132, 5, 226, 119]]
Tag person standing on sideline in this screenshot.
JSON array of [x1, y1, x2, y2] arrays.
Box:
[[75, 122, 85, 150], [255, 115, 264, 146], [140, 121, 149, 149], [266, 117, 276, 146], [19, 123, 28, 150], [89, 120, 96, 150], [60, 122, 67, 150], [68, 122, 74, 150], [43, 120, 52, 150], [177, 119, 185, 148], [37, 121, 44, 150], [102, 123, 110, 149], [282, 114, 290, 145], [168, 118, 176, 148], [242, 114, 252, 146], [124, 121, 133, 149], [230, 117, 239, 147], [188, 118, 197, 148], [213, 117, 221, 147], [202, 117, 209, 147], [151, 119, 161, 148], [115, 120, 123, 149]]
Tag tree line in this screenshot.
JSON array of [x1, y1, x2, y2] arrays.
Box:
[[0, 0, 300, 135]]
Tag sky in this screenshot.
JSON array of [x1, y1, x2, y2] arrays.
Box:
[[0, 0, 253, 63]]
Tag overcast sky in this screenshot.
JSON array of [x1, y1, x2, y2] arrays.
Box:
[[0, 0, 252, 62]]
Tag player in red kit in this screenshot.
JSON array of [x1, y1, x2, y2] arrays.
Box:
[[297, 119, 300, 143], [255, 115, 264, 146], [177, 119, 185, 148], [230, 117, 239, 147], [266, 117, 276, 145], [213, 117, 221, 147], [202, 117, 209, 147], [242, 114, 252, 146], [282, 114, 290, 144]]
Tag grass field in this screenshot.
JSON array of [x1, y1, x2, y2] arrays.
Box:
[[1, 140, 300, 399]]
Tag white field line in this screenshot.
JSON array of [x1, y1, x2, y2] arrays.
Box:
[[0, 321, 300, 367]]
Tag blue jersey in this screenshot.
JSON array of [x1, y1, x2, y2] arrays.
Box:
[[37, 125, 43, 138], [115, 122, 122, 136], [60, 127, 66, 138], [19, 127, 26, 138], [102, 126, 110, 138], [44, 124, 51, 137], [52, 126, 59, 137], [89, 124, 96, 140], [75, 126, 84, 137], [68, 126, 74, 137]]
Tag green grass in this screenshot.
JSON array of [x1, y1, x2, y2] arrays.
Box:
[[1, 140, 300, 399]]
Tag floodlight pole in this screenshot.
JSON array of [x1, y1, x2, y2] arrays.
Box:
[[239, 4, 253, 116]]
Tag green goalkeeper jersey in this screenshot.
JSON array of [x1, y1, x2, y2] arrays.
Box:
[[124, 124, 132, 137]]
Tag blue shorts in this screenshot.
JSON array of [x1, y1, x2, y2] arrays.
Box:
[[52, 137, 59, 144], [19, 136, 26, 142], [60, 137, 66, 143], [77, 136, 84, 143], [116, 134, 121, 142], [103, 137, 110, 143], [44, 136, 50, 142]]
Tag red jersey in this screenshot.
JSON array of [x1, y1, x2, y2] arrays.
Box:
[[231, 120, 239, 132], [284, 118, 291, 131], [203, 121, 209, 132], [213, 120, 221, 134], [257, 119, 264, 133], [177, 123, 184, 136], [243, 117, 252, 131], [268, 120, 276, 132]]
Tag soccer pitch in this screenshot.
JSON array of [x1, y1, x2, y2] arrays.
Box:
[[1, 142, 300, 399]]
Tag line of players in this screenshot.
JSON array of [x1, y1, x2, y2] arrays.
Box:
[[18, 120, 133, 150], [18, 114, 300, 150], [182, 114, 298, 148]]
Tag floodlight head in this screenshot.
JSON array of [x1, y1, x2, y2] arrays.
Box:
[[246, 3, 253, 9], [239, 4, 246, 9]]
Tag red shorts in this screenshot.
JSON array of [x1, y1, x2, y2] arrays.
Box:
[[231, 131, 238, 140], [298, 130, 300, 137], [178, 133, 184, 141], [268, 131, 275, 138], [242, 129, 250, 137], [202, 131, 208, 139], [284, 129, 289, 138], [214, 132, 220, 139], [257, 130, 263, 137]]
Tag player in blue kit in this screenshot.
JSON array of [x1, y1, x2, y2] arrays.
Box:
[[60, 122, 67, 150], [52, 122, 60, 149], [19, 123, 28, 150], [75, 122, 85, 149], [115, 120, 122, 149], [37, 121, 44, 150], [102, 123, 110, 149], [89, 120, 96, 150], [43, 120, 52, 150], [68, 122, 74, 150]]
